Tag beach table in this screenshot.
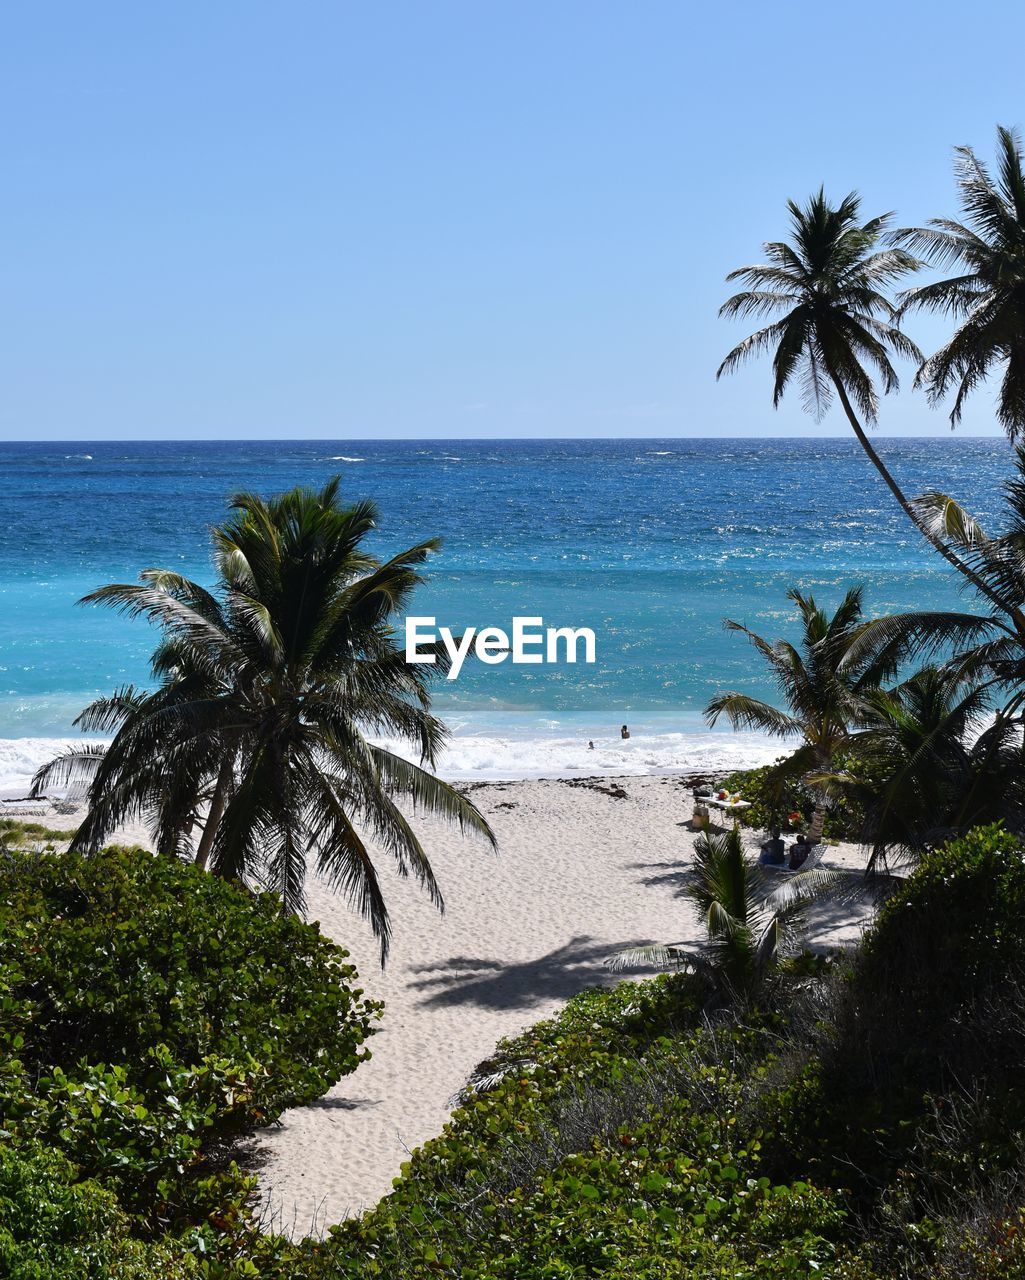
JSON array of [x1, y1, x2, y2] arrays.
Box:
[[704, 797, 751, 827]]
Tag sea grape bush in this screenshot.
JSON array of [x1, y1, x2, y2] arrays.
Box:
[[0, 845, 380, 1125], [307, 979, 855, 1278], [0, 844, 380, 1270], [0, 1141, 197, 1280]]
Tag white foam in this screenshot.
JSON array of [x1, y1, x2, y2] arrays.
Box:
[[0, 737, 108, 799], [0, 728, 787, 798], [327, 456, 365, 462], [372, 728, 788, 781]]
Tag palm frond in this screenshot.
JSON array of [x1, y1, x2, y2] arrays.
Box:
[[605, 944, 708, 974]]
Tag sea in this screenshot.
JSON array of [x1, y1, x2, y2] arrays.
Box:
[[0, 437, 1010, 794]]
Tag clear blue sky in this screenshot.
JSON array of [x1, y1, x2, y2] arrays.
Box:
[[2, 1, 1022, 440]]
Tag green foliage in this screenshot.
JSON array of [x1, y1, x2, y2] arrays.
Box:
[[853, 823, 1025, 1087], [723, 749, 876, 839], [306, 978, 854, 1278], [756, 824, 1025, 1267], [0, 816, 75, 849], [0, 846, 380, 1127], [0, 815, 75, 840], [0, 845, 378, 1261], [825, 668, 1025, 869], [612, 826, 843, 993], [0, 1141, 196, 1279], [7, 823, 1025, 1277]]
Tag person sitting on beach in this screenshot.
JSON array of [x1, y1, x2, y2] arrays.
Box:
[[759, 826, 785, 865], [620, 724, 630, 740], [788, 833, 811, 870]]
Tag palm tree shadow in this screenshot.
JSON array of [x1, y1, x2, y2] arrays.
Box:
[[406, 935, 616, 1011], [799, 874, 884, 946], [626, 859, 695, 896], [305, 1095, 381, 1112]]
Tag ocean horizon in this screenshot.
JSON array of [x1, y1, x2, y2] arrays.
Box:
[[0, 435, 1008, 793]]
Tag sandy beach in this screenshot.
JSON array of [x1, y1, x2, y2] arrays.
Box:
[[11, 771, 878, 1237], [225, 773, 874, 1233]]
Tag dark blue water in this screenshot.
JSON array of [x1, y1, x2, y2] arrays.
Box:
[[0, 437, 1009, 784]]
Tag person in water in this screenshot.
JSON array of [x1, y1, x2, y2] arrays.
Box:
[[588, 740, 595, 750], [620, 725, 630, 740]]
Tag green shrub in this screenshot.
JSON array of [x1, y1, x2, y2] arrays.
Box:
[[0, 1141, 196, 1279], [0, 846, 380, 1126], [850, 823, 1025, 1089], [0, 816, 75, 845], [721, 761, 809, 832], [0, 845, 380, 1238], [759, 825, 1025, 1218], [723, 749, 883, 840], [309, 978, 857, 1278]]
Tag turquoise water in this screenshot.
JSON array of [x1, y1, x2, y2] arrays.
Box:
[[0, 437, 1009, 786]]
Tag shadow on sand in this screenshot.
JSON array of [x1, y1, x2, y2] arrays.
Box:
[[625, 858, 694, 895], [406, 935, 620, 1011], [304, 1095, 381, 1113]]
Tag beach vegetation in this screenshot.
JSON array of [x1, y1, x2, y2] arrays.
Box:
[[0, 841, 377, 1268], [0, 815, 75, 848], [705, 586, 893, 843], [608, 825, 844, 993], [819, 665, 1025, 869], [32, 477, 495, 960], [720, 756, 875, 840], [0, 1142, 197, 1279], [295, 824, 1025, 1279]]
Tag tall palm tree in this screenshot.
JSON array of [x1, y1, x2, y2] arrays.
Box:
[[608, 826, 839, 993], [706, 586, 894, 843], [894, 126, 1025, 438], [717, 190, 1004, 606], [33, 478, 496, 960]]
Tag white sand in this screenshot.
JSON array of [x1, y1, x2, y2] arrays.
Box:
[[242, 774, 875, 1234], [14, 774, 877, 1236]]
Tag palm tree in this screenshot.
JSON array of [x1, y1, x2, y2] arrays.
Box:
[[33, 478, 496, 960], [820, 666, 1025, 871], [717, 190, 1004, 605], [608, 826, 839, 993], [705, 586, 893, 844], [894, 126, 1025, 438], [854, 442, 1025, 676]]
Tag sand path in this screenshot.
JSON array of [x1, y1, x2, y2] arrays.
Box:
[[237, 774, 875, 1234]]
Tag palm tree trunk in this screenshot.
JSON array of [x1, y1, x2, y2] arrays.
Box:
[[194, 759, 232, 870], [828, 373, 1017, 620], [807, 807, 825, 845]]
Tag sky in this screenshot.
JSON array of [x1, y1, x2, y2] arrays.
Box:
[[2, 1, 1024, 441]]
